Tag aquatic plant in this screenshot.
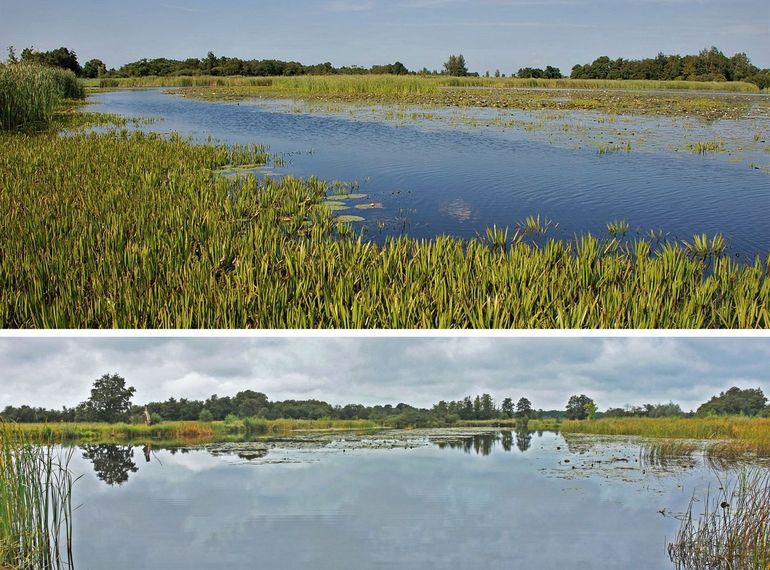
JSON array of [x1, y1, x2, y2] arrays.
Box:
[[1, 130, 768, 328], [688, 139, 726, 154], [0, 422, 76, 570], [0, 63, 84, 131], [668, 468, 770, 569], [561, 417, 770, 457]]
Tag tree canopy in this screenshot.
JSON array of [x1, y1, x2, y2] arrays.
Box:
[[697, 387, 767, 417], [444, 54, 468, 77], [77, 373, 136, 423]]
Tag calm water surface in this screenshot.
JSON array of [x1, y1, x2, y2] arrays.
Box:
[[69, 430, 722, 569], [87, 89, 770, 258]]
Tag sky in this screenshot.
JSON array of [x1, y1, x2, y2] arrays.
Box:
[[1, 0, 768, 74], [1, 336, 768, 412]]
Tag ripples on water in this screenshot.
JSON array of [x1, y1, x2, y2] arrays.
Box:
[[89, 90, 769, 258]]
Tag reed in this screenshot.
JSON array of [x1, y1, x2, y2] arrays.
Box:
[[561, 417, 770, 456], [668, 468, 770, 569], [0, 422, 76, 570], [98, 74, 761, 93], [1, 130, 768, 329], [0, 63, 84, 131]]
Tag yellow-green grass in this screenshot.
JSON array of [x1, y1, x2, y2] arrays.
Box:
[[1, 129, 769, 328], [99, 74, 761, 93], [95, 75, 763, 120], [0, 422, 75, 570], [13, 419, 383, 445], [0, 63, 84, 131], [561, 417, 770, 456]]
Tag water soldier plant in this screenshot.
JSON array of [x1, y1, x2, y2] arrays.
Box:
[[0, 422, 76, 570], [1, 129, 769, 328]]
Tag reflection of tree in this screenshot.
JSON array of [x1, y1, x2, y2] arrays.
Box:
[[81, 444, 138, 486], [501, 431, 513, 452], [515, 428, 532, 452]]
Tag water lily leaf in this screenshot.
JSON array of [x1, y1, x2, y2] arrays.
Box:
[[330, 193, 367, 200], [355, 202, 383, 210], [335, 215, 365, 223]]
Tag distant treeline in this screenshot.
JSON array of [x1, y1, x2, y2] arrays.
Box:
[[8, 45, 768, 87], [571, 47, 770, 88], [2, 382, 767, 426]]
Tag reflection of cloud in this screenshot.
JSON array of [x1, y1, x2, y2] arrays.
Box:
[[324, 0, 376, 11], [440, 198, 474, 222], [160, 3, 203, 13]]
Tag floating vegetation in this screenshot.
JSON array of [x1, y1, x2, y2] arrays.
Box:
[[668, 468, 770, 569], [354, 202, 383, 210], [0, 421, 76, 570], [1, 130, 769, 328], [688, 139, 727, 154], [335, 215, 365, 223], [606, 220, 630, 237], [320, 200, 350, 211]]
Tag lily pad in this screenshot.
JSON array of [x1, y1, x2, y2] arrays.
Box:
[[335, 215, 365, 223], [330, 193, 368, 200], [320, 200, 350, 211], [355, 202, 383, 210]]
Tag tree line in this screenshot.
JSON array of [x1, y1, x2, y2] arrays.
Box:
[[8, 45, 768, 87], [1, 373, 767, 425], [571, 47, 770, 88]]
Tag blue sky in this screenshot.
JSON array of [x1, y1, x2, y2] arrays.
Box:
[[1, 0, 768, 73]]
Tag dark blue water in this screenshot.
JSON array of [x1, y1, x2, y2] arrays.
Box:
[[89, 90, 769, 257]]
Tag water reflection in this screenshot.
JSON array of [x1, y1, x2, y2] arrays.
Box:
[[80, 444, 138, 486], [431, 429, 533, 455]]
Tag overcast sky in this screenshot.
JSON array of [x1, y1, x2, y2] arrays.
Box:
[[0, 337, 768, 412], [1, 0, 767, 74]]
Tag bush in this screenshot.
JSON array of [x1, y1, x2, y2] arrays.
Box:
[[198, 409, 213, 422]]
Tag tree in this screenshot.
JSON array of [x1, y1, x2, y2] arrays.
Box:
[[79, 373, 136, 423], [83, 58, 107, 79], [516, 397, 532, 419], [566, 394, 596, 420], [444, 54, 468, 77], [199, 409, 214, 422], [501, 397, 514, 418], [20, 46, 82, 75], [697, 387, 767, 416]]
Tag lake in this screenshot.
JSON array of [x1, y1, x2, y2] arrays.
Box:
[[86, 89, 770, 259], [68, 429, 729, 569]]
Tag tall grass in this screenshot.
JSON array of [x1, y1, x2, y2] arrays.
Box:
[[561, 417, 770, 456], [0, 422, 76, 570], [98, 74, 761, 93], [668, 468, 770, 569], [0, 63, 84, 131], [1, 130, 768, 328]]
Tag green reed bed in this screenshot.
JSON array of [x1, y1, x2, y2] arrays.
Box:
[[668, 467, 770, 569], [99, 74, 761, 93], [562, 418, 770, 457], [0, 63, 84, 132], [0, 422, 76, 570], [0, 129, 768, 328]]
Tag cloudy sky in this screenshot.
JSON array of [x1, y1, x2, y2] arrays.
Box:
[[1, 0, 767, 74], [0, 336, 768, 412]]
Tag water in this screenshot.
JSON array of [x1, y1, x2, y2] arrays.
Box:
[[68, 430, 723, 569], [86, 89, 769, 258]]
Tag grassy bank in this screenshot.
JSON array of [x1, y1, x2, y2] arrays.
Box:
[[99, 74, 761, 93], [94, 75, 763, 120], [13, 419, 382, 445], [561, 417, 770, 456], [1, 130, 768, 328], [0, 63, 84, 131], [0, 423, 75, 570]]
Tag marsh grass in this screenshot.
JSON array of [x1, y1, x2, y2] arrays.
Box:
[[1, 130, 768, 328], [668, 468, 770, 569], [562, 418, 770, 457], [0, 63, 84, 131], [0, 422, 76, 570], [99, 75, 761, 93]]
